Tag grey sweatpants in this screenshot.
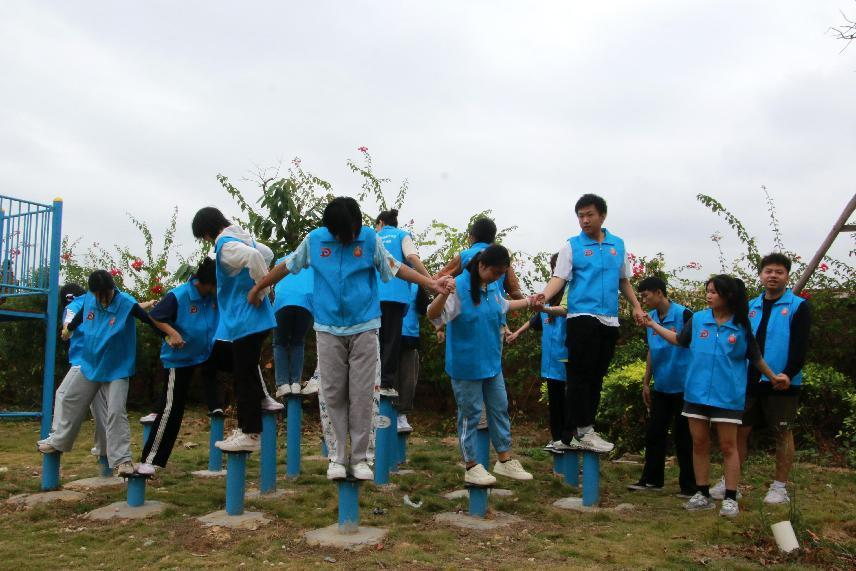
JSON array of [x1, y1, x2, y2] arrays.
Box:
[[46, 367, 131, 468], [316, 330, 380, 466], [51, 366, 109, 455]]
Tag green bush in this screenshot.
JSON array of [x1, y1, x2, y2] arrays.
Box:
[[798, 362, 856, 463], [597, 360, 647, 454]]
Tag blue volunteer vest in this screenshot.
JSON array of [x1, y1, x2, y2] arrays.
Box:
[[683, 309, 750, 411], [748, 289, 805, 386], [402, 283, 421, 338], [377, 226, 411, 304], [214, 236, 276, 341], [540, 309, 567, 381], [308, 226, 381, 329], [66, 296, 85, 367], [159, 280, 219, 369], [565, 229, 625, 317], [445, 271, 504, 380], [646, 302, 692, 394], [273, 254, 314, 313], [78, 290, 137, 382]]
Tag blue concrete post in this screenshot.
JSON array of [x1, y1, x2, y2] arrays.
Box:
[[476, 427, 490, 468], [337, 479, 361, 534], [374, 396, 395, 485], [387, 401, 399, 474], [468, 486, 489, 518], [582, 452, 600, 507], [225, 451, 249, 516], [286, 396, 302, 478], [552, 451, 564, 476], [397, 432, 408, 466], [321, 438, 328, 458], [260, 410, 279, 494], [563, 451, 580, 487], [207, 414, 225, 472], [126, 475, 147, 507], [41, 452, 61, 491], [98, 455, 111, 478], [141, 418, 153, 445]]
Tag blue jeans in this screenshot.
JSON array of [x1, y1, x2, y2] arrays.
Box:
[[273, 306, 313, 385], [451, 372, 512, 463]]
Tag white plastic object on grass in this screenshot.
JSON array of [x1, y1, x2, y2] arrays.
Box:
[[771, 521, 799, 553], [403, 495, 422, 509]]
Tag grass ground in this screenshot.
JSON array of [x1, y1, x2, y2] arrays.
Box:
[[0, 408, 853, 570]]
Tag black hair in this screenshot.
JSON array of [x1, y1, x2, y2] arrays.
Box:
[[465, 244, 511, 305], [375, 209, 399, 228], [192, 207, 231, 240], [323, 197, 362, 245], [759, 252, 792, 273], [548, 253, 564, 306], [87, 270, 116, 295], [706, 274, 750, 332], [468, 217, 497, 244], [575, 193, 607, 216], [59, 283, 86, 309], [638, 276, 668, 297], [193, 257, 216, 285]]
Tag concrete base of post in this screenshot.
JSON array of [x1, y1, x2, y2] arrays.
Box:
[[64, 476, 123, 491], [85, 500, 167, 520], [303, 524, 388, 550], [191, 469, 227, 478], [6, 490, 84, 509], [434, 511, 521, 530], [197, 509, 271, 530]]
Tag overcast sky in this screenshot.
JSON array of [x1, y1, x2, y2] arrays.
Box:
[[2, 1, 854, 283]]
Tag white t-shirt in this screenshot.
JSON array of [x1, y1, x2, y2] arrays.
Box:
[[430, 287, 510, 327]]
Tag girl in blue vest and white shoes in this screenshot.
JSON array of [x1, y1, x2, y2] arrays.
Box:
[[192, 207, 284, 453], [428, 244, 536, 486], [644, 275, 787, 517], [250, 197, 453, 481], [272, 251, 315, 397]]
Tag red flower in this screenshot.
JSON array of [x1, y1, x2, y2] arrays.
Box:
[[358, 146, 368, 153], [798, 291, 811, 300], [151, 284, 164, 295], [687, 261, 701, 270], [627, 252, 637, 261], [131, 258, 143, 271], [60, 252, 72, 263], [292, 157, 302, 167], [819, 263, 828, 272], [110, 268, 122, 277]]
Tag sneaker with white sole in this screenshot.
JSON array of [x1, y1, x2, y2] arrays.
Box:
[[397, 415, 413, 433], [379, 387, 398, 398], [576, 431, 614, 453], [710, 478, 742, 500], [216, 431, 260, 452], [684, 491, 716, 511], [37, 439, 57, 454], [140, 412, 158, 423], [763, 485, 790, 504], [627, 480, 663, 492], [209, 408, 224, 417], [116, 461, 136, 477], [275, 384, 292, 397], [261, 395, 284, 411], [543, 441, 556, 451], [464, 464, 497, 486], [290, 382, 301, 395], [136, 463, 157, 476], [552, 440, 578, 452], [327, 462, 347, 480], [90, 446, 100, 457], [301, 377, 319, 395], [719, 498, 740, 517], [493, 459, 533, 481], [351, 461, 373, 480]]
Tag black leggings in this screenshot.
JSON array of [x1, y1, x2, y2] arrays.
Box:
[[546, 379, 565, 442], [233, 330, 269, 434], [379, 301, 407, 390]]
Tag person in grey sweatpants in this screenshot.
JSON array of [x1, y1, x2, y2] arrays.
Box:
[[51, 368, 109, 455]]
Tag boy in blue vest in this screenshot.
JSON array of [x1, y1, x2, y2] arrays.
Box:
[[374, 209, 432, 399], [536, 194, 646, 453], [397, 282, 429, 432], [627, 277, 695, 496], [715, 253, 809, 505]]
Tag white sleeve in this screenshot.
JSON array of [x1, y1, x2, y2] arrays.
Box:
[[429, 291, 461, 327], [255, 241, 275, 267], [620, 249, 630, 279], [552, 242, 573, 281], [63, 307, 77, 326], [220, 241, 272, 287], [401, 234, 418, 258], [499, 296, 510, 315]]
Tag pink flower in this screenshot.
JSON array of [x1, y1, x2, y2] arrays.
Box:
[[131, 258, 143, 271], [819, 263, 828, 272], [686, 261, 701, 270], [358, 146, 368, 153], [292, 157, 302, 167], [60, 252, 72, 263], [110, 268, 122, 277], [798, 291, 811, 300], [627, 253, 637, 261], [151, 284, 164, 295]]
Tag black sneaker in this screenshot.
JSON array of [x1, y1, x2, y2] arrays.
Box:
[[627, 480, 663, 492]]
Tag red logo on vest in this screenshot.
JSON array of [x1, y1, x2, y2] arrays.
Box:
[[108, 317, 116, 327], [610, 248, 617, 256], [699, 329, 709, 339], [781, 308, 789, 316], [748, 310, 757, 318], [353, 246, 363, 258], [320, 247, 332, 258], [584, 249, 593, 257], [190, 305, 198, 314], [728, 335, 737, 344], [86, 311, 95, 320]]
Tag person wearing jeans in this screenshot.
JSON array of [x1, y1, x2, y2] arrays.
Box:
[[272, 251, 314, 397]]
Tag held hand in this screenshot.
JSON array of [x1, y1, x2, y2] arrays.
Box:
[[436, 327, 446, 344], [772, 373, 791, 391], [506, 330, 520, 344], [633, 307, 646, 326], [642, 384, 652, 411], [641, 314, 655, 328], [61, 327, 71, 341], [247, 287, 262, 306], [139, 300, 157, 310], [167, 333, 186, 349]]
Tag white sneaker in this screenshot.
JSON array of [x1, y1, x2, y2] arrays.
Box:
[[684, 491, 716, 511], [116, 461, 136, 477], [764, 484, 790, 504], [397, 415, 413, 433], [290, 382, 301, 395], [543, 441, 556, 451], [209, 408, 225, 417], [275, 384, 292, 397], [719, 498, 740, 517], [464, 464, 497, 486], [327, 461, 347, 480], [301, 376, 319, 395], [351, 461, 373, 480], [552, 440, 578, 452], [379, 387, 398, 398], [576, 431, 614, 453], [216, 431, 260, 452], [136, 463, 157, 476], [710, 478, 742, 500], [140, 412, 158, 423], [493, 459, 533, 481], [261, 395, 284, 411], [37, 439, 57, 453]]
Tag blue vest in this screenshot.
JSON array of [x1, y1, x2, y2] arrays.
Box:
[[445, 272, 504, 380], [308, 226, 381, 328], [159, 280, 219, 369], [646, 302, 692, 394], [540, 309, 567, 381], [565, 229, 625, 317], [377, 226, 411, 304], [683, 309, 750, 411], [78, 290, 137, 382], [214, 236, 276, 341], [748, 289, 804, 386], [402, 283, 421, 338], [66, 296, 85, 367], [273, 254, 314, 313]]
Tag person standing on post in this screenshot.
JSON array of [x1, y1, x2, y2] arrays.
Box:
[[536, 194, 646, 453]]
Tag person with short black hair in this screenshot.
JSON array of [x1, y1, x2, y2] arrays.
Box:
[[627, 276, 695, 497]]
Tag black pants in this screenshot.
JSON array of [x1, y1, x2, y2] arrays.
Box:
[[141, 341, 232, 467], [233, 330, 269, 434], [563, 315, 619, 440], [547, 379, 565, 442], [641, 390, 695, 492], [379, 301, 407, 390], [274, 306, 313, 347]]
